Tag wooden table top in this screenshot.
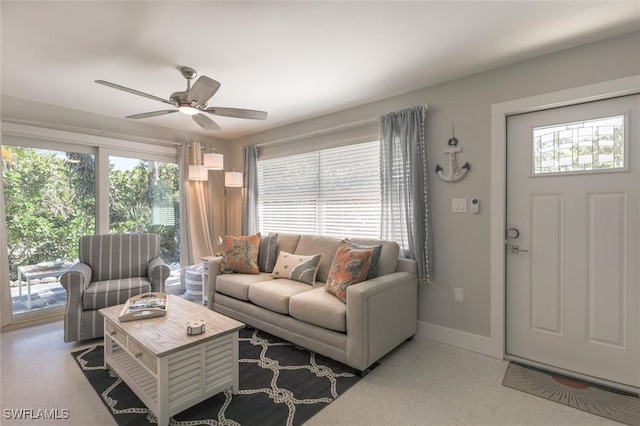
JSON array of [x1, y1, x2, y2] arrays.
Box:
[[99, 294, 245, 357]]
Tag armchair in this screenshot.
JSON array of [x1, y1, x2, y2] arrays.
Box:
[[60, 233, 170, 342]]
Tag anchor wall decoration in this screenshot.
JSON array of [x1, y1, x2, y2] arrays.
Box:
[[435, 123, 470, 182]]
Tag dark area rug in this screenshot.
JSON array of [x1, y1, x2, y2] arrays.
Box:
[[502, 362, 639, 426], [72, 327, 360, 426]]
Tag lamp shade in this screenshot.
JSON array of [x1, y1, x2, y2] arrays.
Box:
[[203, 152, 224, 170], [188, 165, 208, 181], [225, 171, 243, 187]]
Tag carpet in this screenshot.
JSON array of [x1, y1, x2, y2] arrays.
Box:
[[502, 362, 639, 426], [72, 327, 360, 426]]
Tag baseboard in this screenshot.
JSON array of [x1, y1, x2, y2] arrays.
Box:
[[416, 320, 500, 359]]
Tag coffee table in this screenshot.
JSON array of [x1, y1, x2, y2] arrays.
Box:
[[99, 295, 245, 426]]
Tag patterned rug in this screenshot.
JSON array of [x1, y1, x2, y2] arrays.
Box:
[[72, 327, 360, 426], [502, 362, 639, 426]]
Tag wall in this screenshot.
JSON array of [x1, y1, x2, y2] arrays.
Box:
[[232, 31, 640, 346]]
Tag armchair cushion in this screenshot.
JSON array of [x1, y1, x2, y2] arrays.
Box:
[[83, 278, 152, 310]]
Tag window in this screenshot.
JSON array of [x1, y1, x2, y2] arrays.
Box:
[[532, 115, 625, 175], [3, 129, 181, 322], [3, 146, 95, 316], [108, 156, 181, 287], [257, 141, 381, 238]]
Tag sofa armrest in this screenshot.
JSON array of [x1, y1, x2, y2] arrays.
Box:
[[148, 257, 170, 292], [346, 271, 418, 371], [396, 258, 417, 274], [206, 256, 223, 309]]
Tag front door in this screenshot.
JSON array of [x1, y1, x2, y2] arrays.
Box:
[[506, 94, 639, 388]]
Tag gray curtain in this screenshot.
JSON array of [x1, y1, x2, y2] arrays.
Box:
[[242, 145, 259, 235], [380, 106, 433, 284]]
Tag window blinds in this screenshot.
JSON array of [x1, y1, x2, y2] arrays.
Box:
[[257, 141, 381, 238]]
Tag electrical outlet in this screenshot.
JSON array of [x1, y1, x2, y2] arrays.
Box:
[[454, 288, 464, 303]]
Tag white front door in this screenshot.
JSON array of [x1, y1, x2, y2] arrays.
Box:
[[506, 94, 639, 389]]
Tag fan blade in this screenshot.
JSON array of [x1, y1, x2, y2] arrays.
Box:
[[204, 107, 268, 120], [95, 80, 173, 105], [192, 114, 221, 131], [187, 76, 221, 106], [126, 110, 178, 119]]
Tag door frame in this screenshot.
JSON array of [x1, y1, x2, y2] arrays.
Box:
[[488, 75, 640, 359]]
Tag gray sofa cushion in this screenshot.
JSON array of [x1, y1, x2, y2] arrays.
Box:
[[348, 238, 400, 276], [258, 234, 278, 273], [216, 272, 274, 301], [289, 287, 347, 332], [248, 279, 315, 314]]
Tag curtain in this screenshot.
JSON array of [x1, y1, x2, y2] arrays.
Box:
[[380, 106, 433, 284], [242, 145, 258, 235], [1, 144, 13, 328], [181, 143, 214, 265]]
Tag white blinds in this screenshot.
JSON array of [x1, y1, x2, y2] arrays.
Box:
[[257, 141, 381, 238]]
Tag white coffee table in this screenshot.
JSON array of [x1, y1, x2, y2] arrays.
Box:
[[99, 295, 245, 426]]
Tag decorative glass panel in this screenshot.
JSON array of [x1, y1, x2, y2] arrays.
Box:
[[532, 115, 625, 175]]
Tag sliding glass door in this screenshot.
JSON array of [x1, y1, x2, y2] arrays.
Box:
[[109, 155, 181, 287], [2, 137, 182, 323], [3, 145, 95, 317]]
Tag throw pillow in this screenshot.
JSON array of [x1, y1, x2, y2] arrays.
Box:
[[344, 239, 383, 280], [220, 235, 260, 274], [271, 251, 322, 285], [258, 234, 278, 273], [325, 242, 374, 303]]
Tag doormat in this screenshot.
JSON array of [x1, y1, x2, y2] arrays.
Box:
[[502, 362, 639, 426], [72, 327, 360, 426]]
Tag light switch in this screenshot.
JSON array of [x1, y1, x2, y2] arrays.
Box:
[[452, 198, 467, 213]]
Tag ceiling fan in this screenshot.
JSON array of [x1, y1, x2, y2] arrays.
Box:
[[95, 66, 268, 132]]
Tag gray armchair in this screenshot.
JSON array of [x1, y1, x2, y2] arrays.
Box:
[[61, 233, 170, 342]]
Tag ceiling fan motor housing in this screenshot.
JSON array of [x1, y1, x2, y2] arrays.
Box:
[[170, 91, 202, 109]]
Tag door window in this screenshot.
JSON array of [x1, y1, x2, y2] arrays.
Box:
[[532, 115, 625, 175]]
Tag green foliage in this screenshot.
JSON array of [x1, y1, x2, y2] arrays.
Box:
[[3, 148, 180, 281]]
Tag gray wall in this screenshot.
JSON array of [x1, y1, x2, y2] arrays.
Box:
[[235, 31, 640, 338]]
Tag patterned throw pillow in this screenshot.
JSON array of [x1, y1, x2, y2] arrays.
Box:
[[220, 235, 260, 274], [271, 251, 322, 285], [258, 234, 278, 273], [344, 239, 382, 280], [325, 241, 374, 303]]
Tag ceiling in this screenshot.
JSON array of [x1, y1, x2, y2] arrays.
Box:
[[2, 1, 639, 141]]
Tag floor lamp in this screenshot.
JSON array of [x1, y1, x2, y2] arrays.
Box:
[[188, 150, 243, 245]]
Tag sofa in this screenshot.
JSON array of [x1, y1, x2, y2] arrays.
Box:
[[206, 233, 418, 375], [61, 233, 170, 342]]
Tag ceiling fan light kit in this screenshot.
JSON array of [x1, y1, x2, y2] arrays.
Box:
[[95, 66, 267, 132], [178, 105, 199, 116]]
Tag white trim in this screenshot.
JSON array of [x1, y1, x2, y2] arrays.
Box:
[[417, 320, 495, 356], [489, 75, 640, 359], [2, 121, 179, 156]]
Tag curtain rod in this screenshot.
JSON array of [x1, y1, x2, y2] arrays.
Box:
[[257, 103, 430, 147]]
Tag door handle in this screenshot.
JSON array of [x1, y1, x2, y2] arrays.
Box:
[[508, 244, 529, 254]]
